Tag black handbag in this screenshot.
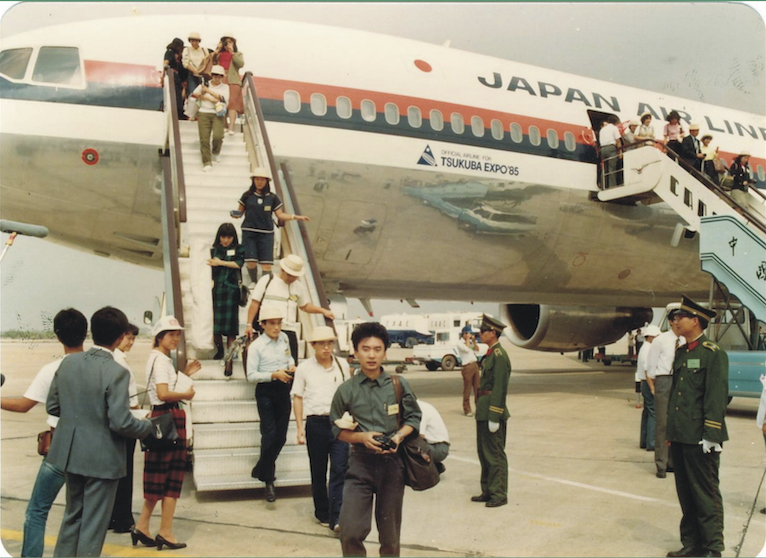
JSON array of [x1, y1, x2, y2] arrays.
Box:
[[391, 376, 440, 491], [140, 412, 179, 452], [238, 271, 249, 307]]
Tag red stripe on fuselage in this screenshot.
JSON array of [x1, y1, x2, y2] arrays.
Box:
[[84, 60, 162, 88]]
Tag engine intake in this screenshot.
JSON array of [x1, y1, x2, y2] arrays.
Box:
[[502, 304, 652, 352]]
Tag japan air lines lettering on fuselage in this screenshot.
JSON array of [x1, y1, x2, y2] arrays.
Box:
[[478, 72, 766, 141], [419, 145, 520, 176]]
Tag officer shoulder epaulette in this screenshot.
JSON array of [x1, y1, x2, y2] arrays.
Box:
[[702, 341, 719, 352], [494, 348, 503, 356]]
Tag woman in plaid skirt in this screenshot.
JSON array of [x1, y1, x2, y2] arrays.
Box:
[[207, 223, 245, 360], [132, 317, 201, 551]]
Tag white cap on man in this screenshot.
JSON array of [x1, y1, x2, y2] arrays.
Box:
[[280, 254, 305, 277]]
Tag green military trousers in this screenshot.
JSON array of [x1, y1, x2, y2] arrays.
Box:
[[476, 420, 508, 501], [670, 442, 724, 553]]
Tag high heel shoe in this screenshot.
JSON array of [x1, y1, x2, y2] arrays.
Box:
[[155, 534, 187, 551], [130, 526, 157, 547]]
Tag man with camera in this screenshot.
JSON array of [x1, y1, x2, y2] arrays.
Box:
[[329, 322, 421, 557], [457, 325, 481, 417]]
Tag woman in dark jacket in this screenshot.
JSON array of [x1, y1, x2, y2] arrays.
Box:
[[729, 151, 754, 209], [163, 38, 187, 119], [208, 223, 245, 360]]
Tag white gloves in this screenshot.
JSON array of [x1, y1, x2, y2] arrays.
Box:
[[699, 439, 723, 454], [488, 421, 499, 433]]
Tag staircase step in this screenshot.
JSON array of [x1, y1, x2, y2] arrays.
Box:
[[192, 400, 258, 423], [193, 446, 311, 491], [193, 422, 302, 450], [192, 378, 253, 400]]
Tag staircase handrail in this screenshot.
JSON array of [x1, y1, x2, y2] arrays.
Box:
[[239, 72, 332, 326], [163, 68, 187, 224]]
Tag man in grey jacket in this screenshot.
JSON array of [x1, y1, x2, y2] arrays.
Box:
[[46, 307, 153, 557]]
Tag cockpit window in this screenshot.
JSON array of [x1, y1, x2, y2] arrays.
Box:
[[0, 48, 33, 79], [32, 47, 82, 86]]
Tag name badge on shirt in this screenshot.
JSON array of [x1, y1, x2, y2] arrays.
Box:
[[264, 205, 272, 211], [687, 359, 700, 370], [226, 249, 235, 256], [388, 403, 399, 416]]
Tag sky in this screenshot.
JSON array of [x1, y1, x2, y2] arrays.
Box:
[[0, 1, 765, 331]]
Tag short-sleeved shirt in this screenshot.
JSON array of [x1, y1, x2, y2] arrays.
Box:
[[635, 341, 652, 381], [238, 191, 283, 233], [251, 273, 309, 331], [599, 123, 621, 147], [145, 350, 178, 407], [417, 400, 449, 444], [330, 370, 421, 439], [25, 357, 68, 428], [647, 330, 685, 379], [114, 349, 139, 407], [291, 356, 350, 417], [193, 81, 229, 114]]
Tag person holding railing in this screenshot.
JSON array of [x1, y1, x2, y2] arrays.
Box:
[[598, 115, 622, 189], [212, 36, 244, 136], [189, 65, 229, 172], [636, 112, 656, 143], [729, 151, 755, 209], [663, 110, 685, 157], [699, 134, 720, 185]]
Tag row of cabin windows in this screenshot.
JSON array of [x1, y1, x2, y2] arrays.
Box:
[[0, 47, 82, 86], [285, 90, 579, 152]]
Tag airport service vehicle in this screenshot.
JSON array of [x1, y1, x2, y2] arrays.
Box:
[[409, 312, 487, 370], [379, 313, 434, 348], [410, 341, 488, 372]]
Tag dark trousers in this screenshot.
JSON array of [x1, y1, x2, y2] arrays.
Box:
[[305, 416, 349, 528], [654, 375, 674, 472], [284, 330, 299, 366], [670, 442, 724, 552], [340, 452, 405, 557], [54, 473, 119, 557], [109, 438, 136, 530], [477, 420, 508, 501], [254, 382, 292, 482], [640, 381, 655, 450]]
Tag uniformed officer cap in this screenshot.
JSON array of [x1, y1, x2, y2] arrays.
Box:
[[479, 314, 506, 334], [677, 295, 716, 323]]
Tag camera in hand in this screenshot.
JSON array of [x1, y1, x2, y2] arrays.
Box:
[[374, 433, 398, 451]]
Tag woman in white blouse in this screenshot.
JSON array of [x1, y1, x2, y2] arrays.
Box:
[[132, 317, 200, 551]]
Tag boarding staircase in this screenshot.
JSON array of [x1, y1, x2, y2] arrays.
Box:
[[159, 70, 333, 492], [597, 144, 766, 322]]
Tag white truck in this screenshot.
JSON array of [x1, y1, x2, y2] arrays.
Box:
[[409, 312, 489, 371]]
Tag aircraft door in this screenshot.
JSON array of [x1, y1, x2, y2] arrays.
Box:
[[587, 109, 621, 188]]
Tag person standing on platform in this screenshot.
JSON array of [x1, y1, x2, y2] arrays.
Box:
[[291, 326, 350, 532], [471, 314, 512, 508], [456, 325, 481, 417], [0, 308, 87, 558], [247, 307, 296, 503], [46, 307, 153, 557], [329, 322, 421, 557], [637, 325, 661, 452], [665, 297, 727, 558], [599, 115, 623, 189], [680, 123, 705, 171], [647, 316, 686, 478]]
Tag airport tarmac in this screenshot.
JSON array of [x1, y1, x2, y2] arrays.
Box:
[[1, 338, 765, 557]]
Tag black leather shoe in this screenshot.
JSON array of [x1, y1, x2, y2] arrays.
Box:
[[435, 462, 446, 474], [760, 507, 766, 514], [666, 546, 702, 557], [130, 527, 157, 547], [656, 470, 667, 478], [485, 498, 508, 508], [471, 494, 490, 502], [700, 551, 721, 557], [155, 534, 187, 551], [265, 481, 276, 502]]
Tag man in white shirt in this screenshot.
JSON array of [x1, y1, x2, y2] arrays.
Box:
[[456, 326, 481, 417], [636, 325, 661, 453], [417, 400, 449, 473], [598, 116, 622, 189], [647, 318, 686, 478], [182, 32, 208, 94], [291, 326, 350, 532], [245, 254, 334, 363], [0, 308, 87, 557]]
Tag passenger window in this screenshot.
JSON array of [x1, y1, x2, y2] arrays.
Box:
[[564, 132, 577, 152], [757, 164, 765, 182], [429, 109, 444, 131], [528, 126, 541, 146], [471, 116, 485, 137], [385, 103, 400, 125], [407, 106, 422, 128], [361, 99, 376, 122], [0, 48, 33, 79], [491, 119, 504, 140], [336, 96, 352, 119], [310, 93, 327, 116], [31, 46, 81, 86], [546, 128, 559, 149], [284, 90, 301, 114], [451, 112, 465, 134], [510, 122, 523, 143]]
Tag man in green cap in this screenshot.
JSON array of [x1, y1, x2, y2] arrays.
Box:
[[471, 314, 511, 508], [665, 296, 727, 558]]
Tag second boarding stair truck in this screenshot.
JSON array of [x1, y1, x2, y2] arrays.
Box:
[[159, 69, 335, 492]]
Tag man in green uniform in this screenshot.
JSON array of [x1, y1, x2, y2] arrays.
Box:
[[665, 296, 727, 558], [471, 314, 511, 508]]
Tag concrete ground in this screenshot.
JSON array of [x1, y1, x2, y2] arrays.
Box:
[[1, 339, 765, 557]]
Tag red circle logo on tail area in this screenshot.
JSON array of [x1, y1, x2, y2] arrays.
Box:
[[82, 149, 99, 165], [414, 60, 432, 73]]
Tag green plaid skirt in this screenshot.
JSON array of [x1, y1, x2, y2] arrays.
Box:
[[213, 282, 240, 336]]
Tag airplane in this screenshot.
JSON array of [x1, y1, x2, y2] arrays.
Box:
[[1, 15, 765, 353]]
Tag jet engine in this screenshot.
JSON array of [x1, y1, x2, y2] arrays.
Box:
[[502, 304, 653, 352]]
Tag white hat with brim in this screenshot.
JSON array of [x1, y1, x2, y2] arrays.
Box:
[[689, 123, 700, 131], [259, 307, 284, 323], [642, 325, 662, 338], [152, 315, 184, 337], [309, 326, 337, 343], [740, 151, 751, 157], [188, 32, 201, 40], [211, 65, 225, 76], [250, 166, 272, 180], [280, 254, 305, 277]]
